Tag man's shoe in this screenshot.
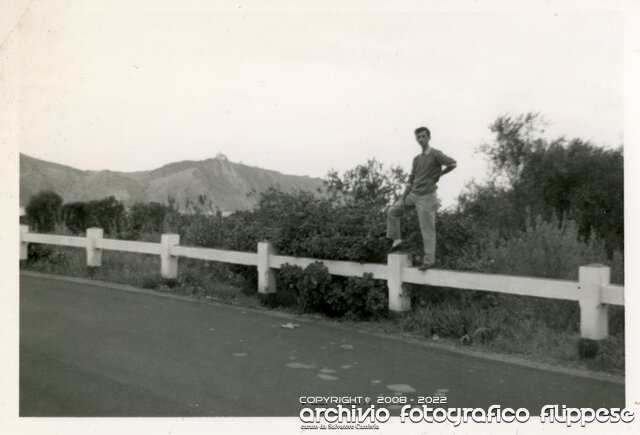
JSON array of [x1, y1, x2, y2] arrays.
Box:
[[387, 241, 409, 253], [418, 263, 435, 271]]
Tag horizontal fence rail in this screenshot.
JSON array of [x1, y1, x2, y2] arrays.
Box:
[[22, 232, 87, 248], [270, 255, 388, 280], [601, 284, 625, 306], [19, 225, 624, 348], [172, 245, 257, 266], [97, 238, 163, 255], [403, 268, 580, 301]]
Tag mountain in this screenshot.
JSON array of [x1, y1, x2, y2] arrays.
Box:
[[20, 153, 326, 211]]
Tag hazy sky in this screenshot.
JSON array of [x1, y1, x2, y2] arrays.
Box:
[[5, 0, 624, 207]]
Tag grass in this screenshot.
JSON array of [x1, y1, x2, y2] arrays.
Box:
[[20, 245, 625, 376], [391, 285, 625, 375]]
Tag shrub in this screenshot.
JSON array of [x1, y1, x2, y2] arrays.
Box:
[[127, 202, 173, 238], [180, 213, 225, 248], [84, 196, 126, 237], [61, 202, 88, 234], [298, 262, 332, 312], [26, 244, 53, 262], [232, 188, 391, 264], [26, 190, 63, 233], [275, 265, 388, 319], [323, 279, 351, 316], [479, 216, 615, 280], [405, 213, 624, 347], [325, 274, 388, 319], [364, 278, 388, 319], [276, 264, 305, 308]]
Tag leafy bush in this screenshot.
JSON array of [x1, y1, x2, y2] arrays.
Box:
[[61, 201, 88, 234], [275, 264, 305, 308], [127, 202, 173, 238], [408, 213, 623, 344], [26, 190, 63, 233], [275, 265, 388, 319], [275, 262, 333, 312], [26, 243, 53, 262], [179, 213, 226, 248], [59, 196, 178, 240], [297, 262, 333, 312], [83, 196, 126, 237], [365, 282, 388, 319], [478, 215, 623, 283], [325, 274, 388, 319]]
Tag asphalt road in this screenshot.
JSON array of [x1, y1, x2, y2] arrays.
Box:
[[20, 273, 625, 417]]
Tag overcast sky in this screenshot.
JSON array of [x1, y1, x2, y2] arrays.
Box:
[[5, 0, 624, 207]]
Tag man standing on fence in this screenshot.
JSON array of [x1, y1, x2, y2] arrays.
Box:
[[387, 126, 457, 271]]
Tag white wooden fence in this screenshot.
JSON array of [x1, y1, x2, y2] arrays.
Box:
[[20, 225, 624, 343]]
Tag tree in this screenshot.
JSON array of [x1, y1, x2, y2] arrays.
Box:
[[479, 113, 547, 186], [25, 190, 63, 232], [517, 138, 623, 252], [468, 113, 623, 253], [326, 159, 407, 208]]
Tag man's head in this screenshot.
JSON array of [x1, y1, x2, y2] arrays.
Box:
[[414, 126, 431, 150]]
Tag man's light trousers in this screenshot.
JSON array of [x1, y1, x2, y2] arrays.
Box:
[[386, 192, 438, 265]]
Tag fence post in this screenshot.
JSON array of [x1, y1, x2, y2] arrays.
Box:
[[578, 264, 610, 358], [161, 233, 180, 279], [86, 227, 103, 267], [20, 225, 29, 260], [387, 253, 411, 314], [257, 242, 276, 302]]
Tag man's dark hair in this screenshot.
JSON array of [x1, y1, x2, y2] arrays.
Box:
[[415, 126, 431, 137]]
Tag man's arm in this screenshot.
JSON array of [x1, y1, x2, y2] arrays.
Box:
[[437, 151, 457, 178], [402, 158, 416, 203], [440, 161, 457, 177], [400, 185, 411, 206]]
